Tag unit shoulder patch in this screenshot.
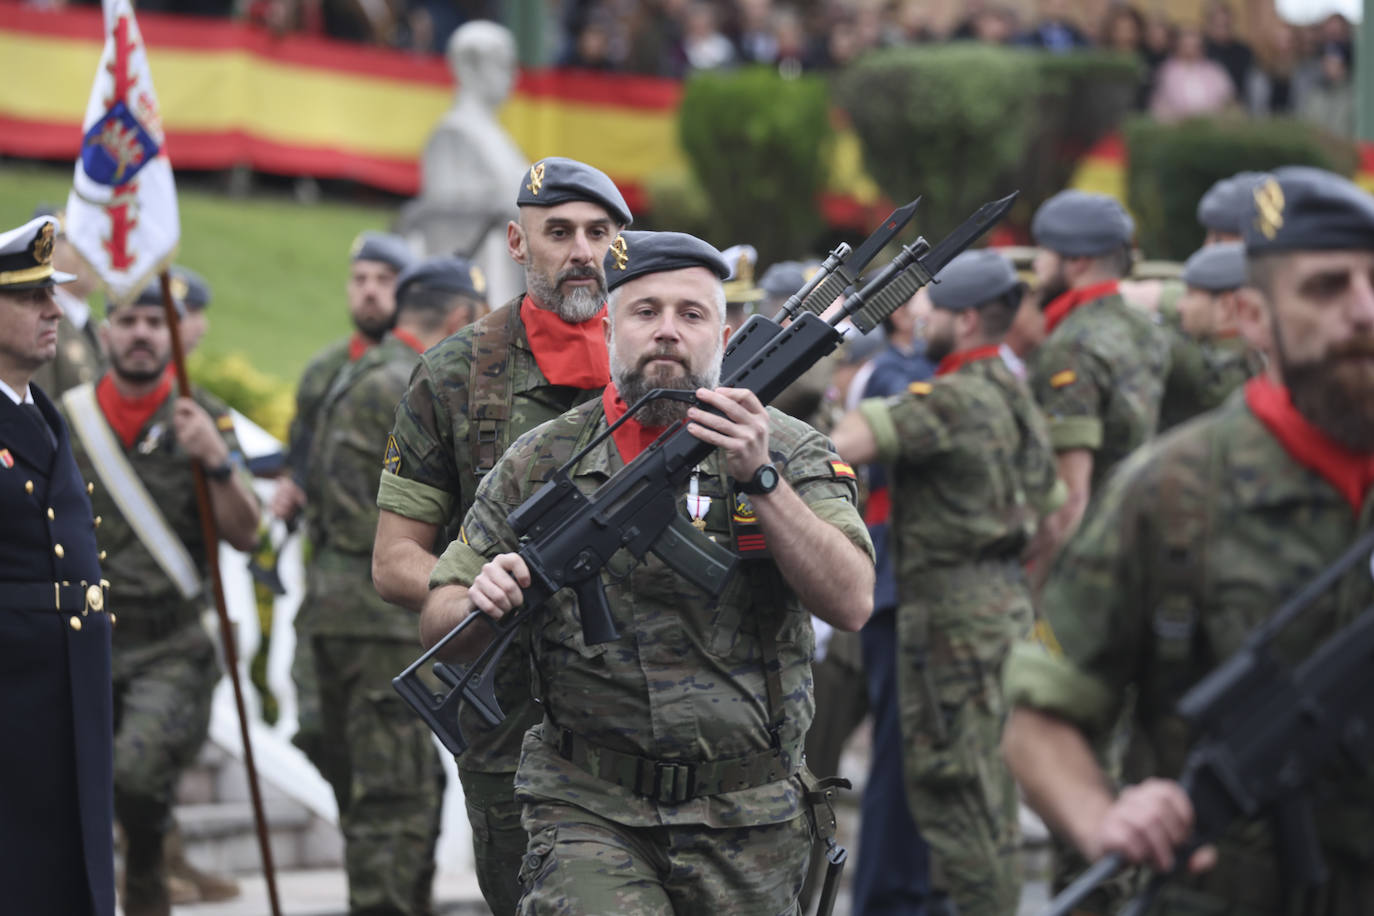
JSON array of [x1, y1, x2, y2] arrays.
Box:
[[1049, 369, 1077, 389], [382, 435, 401, 474]]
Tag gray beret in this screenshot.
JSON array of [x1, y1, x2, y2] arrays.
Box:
[[1243, 166, 1374, 254], [171, 265, 211, 311], [759, 260, 809, 298], [516, 157, 633, 226], [1197, 171, 1269, 235], [120, 274, 183, 315], [1182, 242, 1246, 292], [604, 230, 730, 292], [1031, 190, 1135, 257], [929, 249, 1022, 311], [397, 255, 488, 303], [350, 231, 414, 272]]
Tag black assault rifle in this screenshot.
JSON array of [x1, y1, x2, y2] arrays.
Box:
[[1043, 526, 1374, 916], [393, 192, 1018, 758]]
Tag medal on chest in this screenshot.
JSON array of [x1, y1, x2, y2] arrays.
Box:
[[138, 422, 165, 455], [686, 468, 711, 531]]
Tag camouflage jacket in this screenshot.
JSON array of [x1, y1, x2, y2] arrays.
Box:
[[1159, 331, 1258, 433], [31, 315, 103, 398], [286, 337, 353, 489], [1004, 395, 1374, 866], [430, 399, 873, 828], [859, 352, 1063, 614], [64, 384, 248, 626], [378, 294, 601, 774], [1030, 292, 1171, 493], [303, 334, 420, 640]]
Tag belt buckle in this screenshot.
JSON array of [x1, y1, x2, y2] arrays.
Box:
[[652, 760, 695, 805]]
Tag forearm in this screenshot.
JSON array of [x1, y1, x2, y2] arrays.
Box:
[[831, 408, 878, 466], [209, 475, 260, 551], [1047, 448, 1093, 546], [752, 482, 873, 630], [372, 511, 440, 612], [420, 584, 499, 659], [1002, 706, 1114, 856]]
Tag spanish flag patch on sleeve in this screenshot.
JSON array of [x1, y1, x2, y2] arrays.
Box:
[[830, 460, 856, 479], [908, 381, 933, 396], [1049, 369, 1077, 389]]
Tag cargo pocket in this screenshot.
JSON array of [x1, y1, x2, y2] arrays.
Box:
[[518, 825, 558, 890]]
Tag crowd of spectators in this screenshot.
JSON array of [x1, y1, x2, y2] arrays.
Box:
[[23, 0, 1359, 137], [554, 0, 1358, 137]]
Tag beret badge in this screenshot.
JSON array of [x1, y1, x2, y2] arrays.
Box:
[[526, 161, 545, 197], [610, 235, 629, 271], [1254, 178, 1285, 241]]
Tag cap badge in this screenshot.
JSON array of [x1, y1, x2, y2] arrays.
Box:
[[527, 161, 545, 197], [1254, 178, 1285, 241], [469, 265, 487, 296], [348, 233, 365, 258], [170, 276, 189, 301], [610, 235, 629, 271], [33, 222, 55, 266]]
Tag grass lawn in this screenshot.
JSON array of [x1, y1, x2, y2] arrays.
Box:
[[0, 161, 398, 383]]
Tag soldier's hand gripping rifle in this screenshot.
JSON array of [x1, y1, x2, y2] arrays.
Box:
[[394, 193, 1019, 758], [1043, 527, 1374, 916]]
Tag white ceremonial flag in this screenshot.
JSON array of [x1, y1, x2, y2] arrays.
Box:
[[65, 0, 179, 305]]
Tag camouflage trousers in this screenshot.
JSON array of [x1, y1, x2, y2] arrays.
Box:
[[516, 799, 812, 915], [289, 598, 324, 770], [896, 564, 1031, 916], [314, 636, 446, 916], [112, 619, 220, 905], [458, 767, 527, 916]]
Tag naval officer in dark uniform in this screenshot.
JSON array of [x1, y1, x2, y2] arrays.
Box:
[[0, 215, 114, 916]]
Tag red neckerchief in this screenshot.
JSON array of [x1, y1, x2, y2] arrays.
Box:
[[392, 328, 426, 355], [96, 372, 173, 449], [601, 382, 669, 464], [1245, 376, 1374, 514], [348, 332, 375, 362], [521, 296, 610, 389], [935, 344, 1003, 378], [1043, 280, 1120, 334]]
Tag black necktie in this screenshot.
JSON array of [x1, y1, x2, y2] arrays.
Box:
[[21, 401, 57, 449]]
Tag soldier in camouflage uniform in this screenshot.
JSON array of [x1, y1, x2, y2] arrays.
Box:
[[30, 206, 103, 397], [373, 158, 631, 915], [1158, 242, 1261, 431], [1003, 166, 1374, 914], [420, 230, 875, 914], [62, 282, 261, 916], [307, 256, 485, 914], [1028, 190, 1171, 544], [271, 232, 413, 765], [833, 250, 1063, 916]]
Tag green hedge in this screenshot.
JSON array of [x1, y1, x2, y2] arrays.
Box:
[[833, 45, 1141, 240], [1125, 116, 1359, 259], [678, 67, 833, 266]]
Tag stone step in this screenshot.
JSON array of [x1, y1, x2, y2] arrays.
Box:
[[176, 801, 342, 875]]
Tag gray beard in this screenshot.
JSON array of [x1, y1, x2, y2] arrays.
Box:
[[527, 268, 605, 323], [610, 339, 722, 427]]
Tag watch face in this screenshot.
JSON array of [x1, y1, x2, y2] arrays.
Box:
[[758, 465, 779, 492]]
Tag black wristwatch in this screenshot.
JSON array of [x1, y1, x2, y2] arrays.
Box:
[[205, 459, 234, 482], [738, 463, 780, 496]]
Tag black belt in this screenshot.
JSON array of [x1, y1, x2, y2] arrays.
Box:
[[0, 581, 108, 615], [542, 721, 801, 805]]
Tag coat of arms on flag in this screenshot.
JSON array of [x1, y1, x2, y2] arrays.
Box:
[[65, 0, 180, 305]]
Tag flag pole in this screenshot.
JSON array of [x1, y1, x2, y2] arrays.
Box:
[[159, 271, 283, 916]]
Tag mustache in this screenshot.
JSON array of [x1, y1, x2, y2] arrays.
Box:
[[637, 346, 688, 370], [1328, 337, 1374, 360], [558, 266, 602, 285]]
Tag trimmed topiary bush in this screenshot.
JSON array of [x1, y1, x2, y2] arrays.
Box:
[[678, 66, 834, 265], [1125, 116, 1358, 259]]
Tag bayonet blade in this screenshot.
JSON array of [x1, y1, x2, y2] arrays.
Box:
[[919, 192, 1019, 277]]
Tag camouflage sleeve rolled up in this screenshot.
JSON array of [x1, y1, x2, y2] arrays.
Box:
[[1002, 445, 1158, 738], [377, 344, 468, 527], [855, 384, 952, 467], [1029, 337, 1108, 453]]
